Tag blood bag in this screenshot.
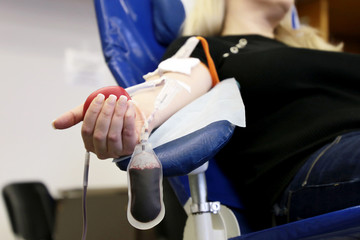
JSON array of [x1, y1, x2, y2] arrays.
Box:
[[127, 141, 165, 230]]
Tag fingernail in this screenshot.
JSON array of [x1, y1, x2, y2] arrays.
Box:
[[118, 95, 128, 105], [106, 94, 117, 104], [95, 94, 105, 104], [119, 95, 128, 101]]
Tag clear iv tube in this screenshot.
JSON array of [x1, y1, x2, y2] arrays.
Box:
[[141, 78, 183, 137], [82, 151, 90, 240]]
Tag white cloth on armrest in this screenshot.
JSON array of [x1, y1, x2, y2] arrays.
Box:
[[149, 78, 245, 148]]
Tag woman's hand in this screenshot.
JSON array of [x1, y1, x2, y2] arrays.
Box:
[[82, 94, 141, 159], [53, 94, 143, 159]]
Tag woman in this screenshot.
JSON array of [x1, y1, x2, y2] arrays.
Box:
[[53, 0, 360, 230]]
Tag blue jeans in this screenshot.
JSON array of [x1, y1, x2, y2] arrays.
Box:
[[275, 131, 360, 223]]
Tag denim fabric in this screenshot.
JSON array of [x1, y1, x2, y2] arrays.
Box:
[[275, 131, 360, 223]]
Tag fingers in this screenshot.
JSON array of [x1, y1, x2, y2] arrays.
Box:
[[121, 100, 139, 155], [52, 104, 84, 130], [101, 98, 138, 158], [107, 95, 129, 157], [81, 94, 139, 159], [82, 94, 106, 153], [92, 94, 118, 159]]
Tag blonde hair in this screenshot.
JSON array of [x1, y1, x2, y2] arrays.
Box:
[[182, 0, 226, 37], [181, 0, 342, 52]]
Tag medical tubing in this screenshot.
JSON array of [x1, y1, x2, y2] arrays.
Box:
[[142, 78, 184, 141], [133, 77, 180, 142], [126, 78, 166, 96], [131, 101, 150, 142], [129, 77, 176, 142], [82, 151, 90, 240]]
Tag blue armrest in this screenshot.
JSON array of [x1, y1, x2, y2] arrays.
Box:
[[116, 120, 235, 176]]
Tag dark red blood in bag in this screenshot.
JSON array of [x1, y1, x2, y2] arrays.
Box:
[[129, 167, 162, 223], [82, 86, 131, 118]]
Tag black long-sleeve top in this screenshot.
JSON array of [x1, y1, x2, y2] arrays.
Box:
[[163, 35, 360, 218]]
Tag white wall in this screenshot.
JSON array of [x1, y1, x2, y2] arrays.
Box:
[[0, 0, 128, 238]]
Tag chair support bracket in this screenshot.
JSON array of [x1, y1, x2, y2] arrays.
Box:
[[190, 201, 221, 214]]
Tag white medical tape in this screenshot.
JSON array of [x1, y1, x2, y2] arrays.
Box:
[[126, 76, 191, 97], [157, 58, 200, 76], [154, 77, 191, 111], [143, 36, 200, 80], [143, 57, 200, 80]]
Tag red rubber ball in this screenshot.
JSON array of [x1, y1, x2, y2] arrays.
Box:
[[83, 86, 131, 118]]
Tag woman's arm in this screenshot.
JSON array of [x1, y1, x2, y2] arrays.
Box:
[[52, 63, 212, 159]]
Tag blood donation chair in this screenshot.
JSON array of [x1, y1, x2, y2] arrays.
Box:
[[93, 0, 360, 239]]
